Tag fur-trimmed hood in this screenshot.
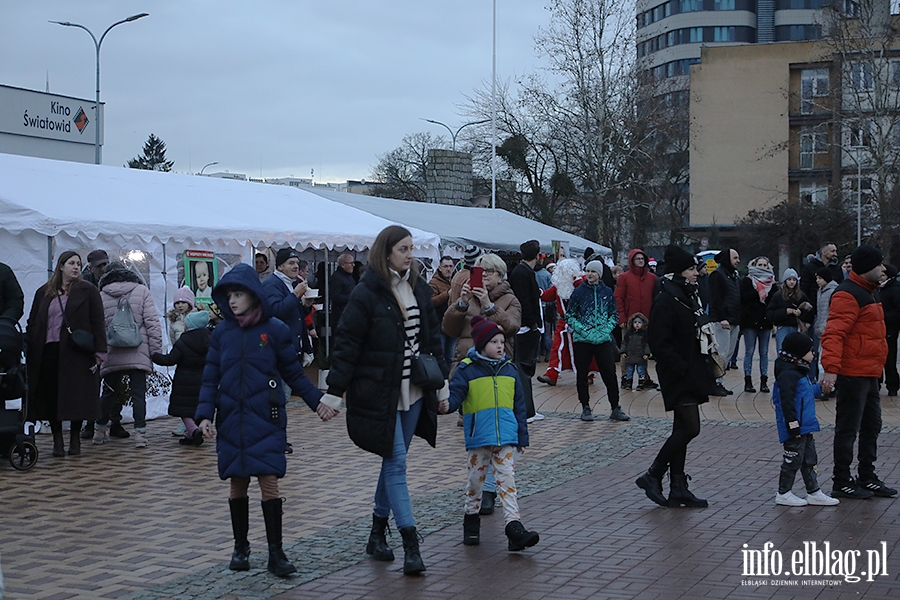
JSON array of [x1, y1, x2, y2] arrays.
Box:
[[98, 262, 143, 290]]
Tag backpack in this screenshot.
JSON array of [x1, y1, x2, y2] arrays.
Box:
[[107, 291, 143, 348]]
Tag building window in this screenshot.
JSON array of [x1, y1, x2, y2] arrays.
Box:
[[890, 61, 900, 90], [799, 181, 829, 204], [680, 0, 702, 12], [848, 120, 871, 148], [713, 26, 735, 42], [849, 62, 874, 91], [689, 27, 703, 43], [714, 0, 736, 9], [800, 127, 828, 169], [800, 68, 829, 114]]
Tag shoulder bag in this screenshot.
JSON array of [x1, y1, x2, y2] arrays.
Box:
[[57, 294, 95, 354], [405, 337, 444, 391]]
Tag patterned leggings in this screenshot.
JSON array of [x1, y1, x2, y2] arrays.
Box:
[[466, 445, 520, 524]]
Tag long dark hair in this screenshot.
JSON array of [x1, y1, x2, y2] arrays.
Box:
[[45, 250, 82, 296], [781, 277, 801, 302], [368, 225, 418, 282]]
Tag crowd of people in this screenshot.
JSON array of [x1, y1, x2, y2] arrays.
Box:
[[2, 233, 898, 580]]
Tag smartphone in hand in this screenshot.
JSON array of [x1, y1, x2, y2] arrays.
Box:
[[470, 266, 483, 290]]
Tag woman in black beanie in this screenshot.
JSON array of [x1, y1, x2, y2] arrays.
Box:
[[636, 245, 716, 507]]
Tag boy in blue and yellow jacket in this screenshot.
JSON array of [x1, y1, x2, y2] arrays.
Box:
[[443, 316, 539, 552], [772, 332, 839, 507]]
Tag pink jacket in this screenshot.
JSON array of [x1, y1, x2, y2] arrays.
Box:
[[99, 280, 163, 376]]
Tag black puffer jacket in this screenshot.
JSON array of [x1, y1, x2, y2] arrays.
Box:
[[327, 269, 448, 458], [740, 276, 774, 330], [152, 327, 210, 418], [649, 277, 715, 411], [708, 250, 742, 325], [766, 288, 814, 328], [879, 277, 900, 335]]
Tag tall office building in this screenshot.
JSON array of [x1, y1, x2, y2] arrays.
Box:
[[636, 0, 827, 93]]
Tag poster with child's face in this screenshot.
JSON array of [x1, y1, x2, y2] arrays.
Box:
[[184, 250, 218, 308]]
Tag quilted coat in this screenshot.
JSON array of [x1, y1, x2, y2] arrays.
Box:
[[821, 271, 888, 378], [152, 326, 210, 418], [195, 264, 323, 479], [447, 347, 528, 450], [98, 268, 163, 377], [772, 357, 821, 444], [327, 268, 448, 458]]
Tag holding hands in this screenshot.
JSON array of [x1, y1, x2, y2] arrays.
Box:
[[438, 399, 450, 414], [316, 403, 337, 421]]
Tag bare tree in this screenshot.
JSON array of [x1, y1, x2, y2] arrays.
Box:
[[369, 131, 447, 201]]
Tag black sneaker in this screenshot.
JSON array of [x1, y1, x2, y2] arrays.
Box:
[[832, 480, 875, 499], [580, 406, 594, 422], [109, 422, 130, 438], [80, 424, 94, 440], [858, 478, 899, 498], [609, 406, 631, 421], [536, 375, 556, 386], [713, 384, 731, 396]]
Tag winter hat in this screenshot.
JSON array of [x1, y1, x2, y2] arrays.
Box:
[[275, 247, 300, 267], [663, 245, 695, 274], [851, 244, 883, 275], [815, 267, 834, 283], [87, 249, 109, 266], [184, 310, 210, 331], [105, 260, 128, 273], [782, 268, 799, 282], [885, 264, 899, 279], [470, 315, 504, 352], [781, 332, 813, 361], [648, 257, 658, 267], [546, 262, 556, 270], [173, 286, 195, 309], [585, 260, 605, 274], [464, 245, 482, 265]]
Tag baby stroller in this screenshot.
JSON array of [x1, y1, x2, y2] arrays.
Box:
[[0, 316, 38, 470]]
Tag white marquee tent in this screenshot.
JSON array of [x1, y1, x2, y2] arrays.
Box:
[[308, 188, 610, 258]]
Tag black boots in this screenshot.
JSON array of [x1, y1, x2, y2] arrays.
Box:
[[621, 376, 630, 390], [261, 498, 296, 577], [744, 376, 756, 393], [366, 514, 394, 561], [68, 425, 81, 456], [229, 497, 250, 571], [505, 520, 539, 551], [479, 490, 496, 515], [399, 526, 426, 575], [636, 461, 668, 507], [759, 376, 770, 393], [668, 473, 708, 508], [50, 421, 65, 457], [463, 513, 480, 546]]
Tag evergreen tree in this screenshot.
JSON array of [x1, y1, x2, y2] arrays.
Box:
[[127, 134, 174, 171]]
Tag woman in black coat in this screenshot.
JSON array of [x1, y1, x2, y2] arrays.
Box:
[[637, 246, 715, 508], [740, 257, 776, 393], [26, 250, 107, 457], [322, 225, 449, 576], [766, 268, 814, 353]]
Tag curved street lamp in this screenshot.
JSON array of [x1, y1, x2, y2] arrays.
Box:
[[420, 118, 489, 152], [50, 13, 150, 165], [199, 161, 218, 175]]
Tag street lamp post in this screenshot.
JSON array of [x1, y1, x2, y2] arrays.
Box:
[[199, 162, 218, 175], [847, 145, 866, 247], [50, 13, 149, 165], [420, 118, 489, 152]]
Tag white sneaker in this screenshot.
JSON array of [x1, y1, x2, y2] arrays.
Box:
[[806, 490, 840, 506], [134, 431, 149, 448], [775, 491, 808, 506], [172, 422, 186, 437], [532, 412, 545, 421]]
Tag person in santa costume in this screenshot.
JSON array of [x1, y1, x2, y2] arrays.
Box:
[[536, 258, 596, 386]]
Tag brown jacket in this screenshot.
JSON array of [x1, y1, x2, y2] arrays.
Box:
[[429, 271, 452, 319], [26, 280, 107, 421], [442, 280, 521, 364]]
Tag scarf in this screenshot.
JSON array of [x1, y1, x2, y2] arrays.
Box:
[[235, 305, 262, 329], [748, 266, 775, 302], [665, 274, 717, 356]]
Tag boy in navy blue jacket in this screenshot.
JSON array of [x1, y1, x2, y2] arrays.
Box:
[[772, 332, 839, 507], [442, 316, 539, 551]]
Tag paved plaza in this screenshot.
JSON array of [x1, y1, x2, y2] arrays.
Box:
[[2, 358, 900, 600]]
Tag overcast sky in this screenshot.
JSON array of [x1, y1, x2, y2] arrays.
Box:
[[1, 1, 553, 182]]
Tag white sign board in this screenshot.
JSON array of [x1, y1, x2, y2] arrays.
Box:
[[0, 85, 102, 145]]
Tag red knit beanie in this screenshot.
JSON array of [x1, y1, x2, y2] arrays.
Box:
[[470, 315, 504, 352]]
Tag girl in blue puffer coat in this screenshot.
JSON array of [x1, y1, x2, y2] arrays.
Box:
[[196, 264, 339, 577], [444, 316, 539, 552]]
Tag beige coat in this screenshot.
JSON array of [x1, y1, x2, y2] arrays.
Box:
[[442, 280, 521, 364]]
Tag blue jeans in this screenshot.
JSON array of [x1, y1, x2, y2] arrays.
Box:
[[440, 331, 458, 365], [625, 363, 646, 380], [774, 326, 798, 354], [373, 399, 423, 529], [742, 328, 771, 377]]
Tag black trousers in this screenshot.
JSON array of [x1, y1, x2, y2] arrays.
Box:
[[833, 376, 882, 484], [514, 330, 541, 418], [779, 434, 820, 494], [885, 330, 899, 393], [653, 403, 701, 476], [573, 341, 619, 410]]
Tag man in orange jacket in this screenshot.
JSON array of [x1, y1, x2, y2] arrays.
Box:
[[820, 244, 897, 499]]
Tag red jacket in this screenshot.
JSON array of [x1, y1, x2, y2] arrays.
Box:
[[820, 270, 887, 377], [614, 249, 657, 326]]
